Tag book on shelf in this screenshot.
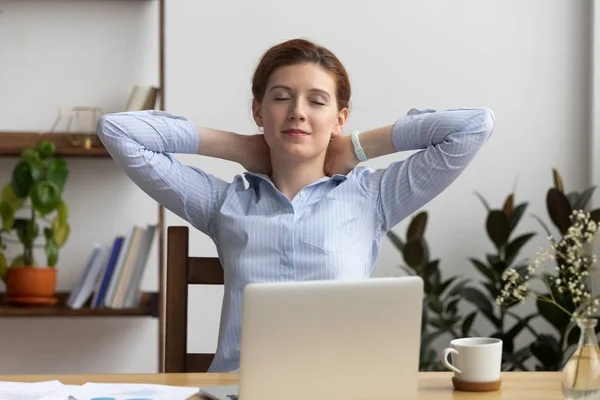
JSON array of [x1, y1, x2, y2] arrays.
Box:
[[123, 85, 159, 112], [67, 224, 157, 310]]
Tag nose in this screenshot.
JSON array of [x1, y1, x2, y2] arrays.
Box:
[[288, 100, 306, 122]]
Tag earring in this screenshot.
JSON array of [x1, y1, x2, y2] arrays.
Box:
[[258, 126, 264, 133], [330, 135, 338, 141]]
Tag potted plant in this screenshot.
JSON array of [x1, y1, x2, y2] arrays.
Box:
[[0, 140, 70, 305]]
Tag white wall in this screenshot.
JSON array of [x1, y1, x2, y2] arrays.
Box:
[[0, 0, 594, 373]]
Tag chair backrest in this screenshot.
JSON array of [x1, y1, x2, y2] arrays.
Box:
[[165, 226, 224, 373]]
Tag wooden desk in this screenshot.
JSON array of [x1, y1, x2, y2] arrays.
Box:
[[0, 371, 563, 399]]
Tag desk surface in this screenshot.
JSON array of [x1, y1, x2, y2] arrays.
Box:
[[0, 371, 564, 399]]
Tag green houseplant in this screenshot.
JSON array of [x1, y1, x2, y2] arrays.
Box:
[[387, 211, 474, 371], [0, 140, 70, 303], [465, 191, 538, 370]]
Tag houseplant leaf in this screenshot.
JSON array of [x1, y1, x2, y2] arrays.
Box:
[[505, 232, 536, 266], [469, 257, 497, 282], [30, 181, 61, 216], [386, 230, 404, 252], [462, 287, 499, 327], [553, 169, 564, 193], [508, 203, 528, 234], [474, 191, 491, 211], [0, 253, 7, 282], [547, 188, 572, 235], [0, 201, 15, 231], [486, 210, 510, 250], [52, 217, 70, 248], [403, 238, 427, 271], [13, 218, 38, 248], [502, 193, 514, 217], [1, 183, 25, 210], [45, 158, 69, 189], [462, 311, 477, 337], [574, 186, 596, 210], [36, 140, 55, 160], [43, 228, 58, 267], [56, 201, 68, 226], [407, 212, 427, 240], [11, 160, 35, 198]]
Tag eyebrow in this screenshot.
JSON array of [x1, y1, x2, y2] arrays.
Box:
[[269, 85, 331, 99]]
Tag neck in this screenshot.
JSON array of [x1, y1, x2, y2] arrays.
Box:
[[269, 153, 326, 200]]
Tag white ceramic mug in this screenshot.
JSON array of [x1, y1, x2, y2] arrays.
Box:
[[441, 337, 503, 382]]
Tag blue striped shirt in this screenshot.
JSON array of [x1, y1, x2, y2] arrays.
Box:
[[96, 107, 495, 372]]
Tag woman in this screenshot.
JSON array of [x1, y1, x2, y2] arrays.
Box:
[[97, 38, 495, 372]]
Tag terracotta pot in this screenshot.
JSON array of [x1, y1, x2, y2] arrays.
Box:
[[5, 266, 57, 299]]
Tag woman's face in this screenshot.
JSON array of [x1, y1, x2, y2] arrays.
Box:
[[253, 62, 348, 162]]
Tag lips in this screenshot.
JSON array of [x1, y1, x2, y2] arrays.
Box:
[[282, 129, 310, 136]]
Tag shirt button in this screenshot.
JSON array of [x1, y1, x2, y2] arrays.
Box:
[[300, 191, 305, 198]]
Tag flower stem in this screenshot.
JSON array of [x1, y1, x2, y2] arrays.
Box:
[[538, 296, 572, 317]]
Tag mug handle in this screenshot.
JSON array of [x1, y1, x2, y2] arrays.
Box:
[[442, 348, 462, 374]]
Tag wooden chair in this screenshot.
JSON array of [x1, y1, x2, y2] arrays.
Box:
[[165, 226, 224, 373]]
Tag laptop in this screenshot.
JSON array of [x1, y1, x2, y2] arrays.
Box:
[[200, 276, 423, 400]]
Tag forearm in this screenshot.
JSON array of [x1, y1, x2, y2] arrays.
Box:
[[357, 125, 396, 160], [196, 125, 248, 164]]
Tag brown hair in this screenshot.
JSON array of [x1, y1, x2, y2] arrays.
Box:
[[252, 38, 351, 111]]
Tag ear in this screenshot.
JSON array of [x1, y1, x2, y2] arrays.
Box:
[[252, 98, 263, 128], [331, 107, 349, 140]]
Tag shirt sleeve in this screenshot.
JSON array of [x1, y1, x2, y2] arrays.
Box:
[[358, 107, 495, 232], [96, 110, 230, 236]]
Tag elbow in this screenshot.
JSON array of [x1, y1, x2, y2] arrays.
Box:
[[477, 108, 495, 140], [96, 113, 125, 144]]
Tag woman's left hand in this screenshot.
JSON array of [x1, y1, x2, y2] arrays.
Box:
[[324, 135, 360, 177]]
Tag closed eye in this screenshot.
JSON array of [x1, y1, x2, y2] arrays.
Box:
[[275, 98, 290, 101], [311, 101, 325, 106]]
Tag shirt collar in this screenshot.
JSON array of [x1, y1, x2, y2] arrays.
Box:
[[243, 171, 348, 189]]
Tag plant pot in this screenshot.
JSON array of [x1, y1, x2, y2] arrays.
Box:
[[4, 266, 58, 306]]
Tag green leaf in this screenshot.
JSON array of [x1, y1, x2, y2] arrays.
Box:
[[429, 297, 443, 314], [547, 188, 572, 235], [45, 158, 69, 189], [445, 298, 460, 315], [29, 181, 61, 216], [486, 210, 510, 250], [43, 228, 58, 267], [407, 212, 427, 240], [553, 169, 565, 192], [0, 253, 7, 282], [437, 276, 457, 296], [509, 203, 528, 234], [52, 217, 70, 248], [504, 314, 536, 343], [505, 232, 536, 266], [469, 258, 497, 282], [1, 184, 25, 210], [36, 140, 55, 160], [474, 191, 491, 211], [566, 192, 579, 210], [462, 312, 477, 337], [424, 260, 441, 291], [386, 230, 404, 252], [0, 201, 15, 231], [13, 218, 38, 248], [403, 238, 427, 271], [530, 334, 560, 370], [11, 160, 35, 198], [574, 186, 596, 210], [20, 148, 40, 164], [11, 254, 37, 267], [531, 213, 554, 238], [56, 201, 68, 225], [462, 287, 500, 327], [591, 208, 600, 224], [537, 295, 572, 333]]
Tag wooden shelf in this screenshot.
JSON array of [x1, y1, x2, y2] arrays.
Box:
[[0, 132, 110, 158], [0, 291, 158, 317]]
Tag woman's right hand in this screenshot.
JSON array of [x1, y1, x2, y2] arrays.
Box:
[[239, 134, 272, 175]]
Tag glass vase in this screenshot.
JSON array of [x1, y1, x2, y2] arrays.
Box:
[[562, 318, 600, 399]]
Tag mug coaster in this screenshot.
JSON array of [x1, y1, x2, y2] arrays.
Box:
[[452, 377, 502, 392]]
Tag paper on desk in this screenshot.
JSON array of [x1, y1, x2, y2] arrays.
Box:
[[0, 380, 69, 400], [68, 382, 199, 400]]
